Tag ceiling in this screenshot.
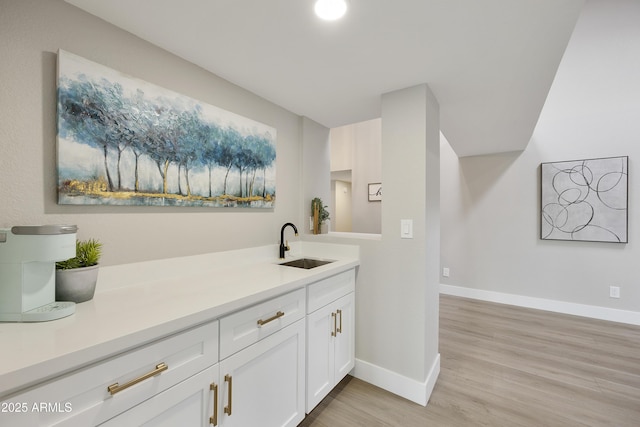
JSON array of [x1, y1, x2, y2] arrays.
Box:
[[64, 0, 584, 157]]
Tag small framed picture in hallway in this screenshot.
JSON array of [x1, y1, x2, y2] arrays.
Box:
[[368, 183, 382, 201]]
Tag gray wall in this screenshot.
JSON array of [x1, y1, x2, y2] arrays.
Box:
[[315, 84, 441, 403], [0, 0, 302, 265], [441, 0, 640, 314], [330, 118, 382, 234], [352, 119, 382, 234], [0, 0, 441, 404], [302, 116, 331, 232]]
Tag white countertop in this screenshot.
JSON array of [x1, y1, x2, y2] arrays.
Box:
[[0, 241, 359, 398]]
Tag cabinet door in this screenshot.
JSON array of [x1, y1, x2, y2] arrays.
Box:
[[219, 320, 305, 427], [306, 292, 355, 413], [333, 292, 355, 382], [100, 364, 220, 427], [306, 302, 335, 412]]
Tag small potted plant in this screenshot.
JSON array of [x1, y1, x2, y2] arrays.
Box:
[[55, 238, 102, 303], [311, 197, 330, 234]]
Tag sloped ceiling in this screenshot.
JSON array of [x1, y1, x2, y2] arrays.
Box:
[[64, 0, 584, 157]]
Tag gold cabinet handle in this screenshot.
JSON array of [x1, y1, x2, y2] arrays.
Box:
[[331, 312, 337, 337], [337, 309, 343, 334], [257, 310, 284, 326], [209, 382, 218, 426], [224, 374, 233, 416], [108, 362, 168, 395]]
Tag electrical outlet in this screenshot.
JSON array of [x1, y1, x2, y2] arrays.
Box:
[[610, 286, 620, 299], [443, 267, 450, 277]]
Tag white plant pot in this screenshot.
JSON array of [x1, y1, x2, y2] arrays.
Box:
[[55, 265, 99, 303]]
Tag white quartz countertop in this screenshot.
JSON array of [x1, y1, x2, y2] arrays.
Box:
[[0, 241, 359, 398]]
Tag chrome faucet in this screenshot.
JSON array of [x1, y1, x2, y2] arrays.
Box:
[[279, 222, 298, 259]]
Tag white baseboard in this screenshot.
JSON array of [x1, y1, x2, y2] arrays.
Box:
[[352, 354, 440, 406], [440, 284, 640, 326]]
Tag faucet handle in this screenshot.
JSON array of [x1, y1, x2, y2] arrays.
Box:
[[285, 240, 290, 252]]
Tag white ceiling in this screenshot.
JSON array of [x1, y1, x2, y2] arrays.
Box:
[[64, 0, 584, 157]]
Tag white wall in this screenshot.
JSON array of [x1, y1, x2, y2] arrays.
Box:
[[333, 180, 352, 232], [0, 0, 302, 266], [302, 117, 331, 234], [329, 126, 353, 172], [352, 119, 382, 234], [441, 0, 640, 317], [330, 118, 382, 234]]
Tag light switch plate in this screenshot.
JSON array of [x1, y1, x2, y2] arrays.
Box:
[[400, 219, 413, 239]]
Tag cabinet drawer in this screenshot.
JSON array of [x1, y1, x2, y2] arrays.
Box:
[[100, 364, 218, 427], [0, 321, 218, 427], [220, 288, 305, 359], [307, 269, 355, 313]]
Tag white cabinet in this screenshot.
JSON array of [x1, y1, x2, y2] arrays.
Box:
[[219, 320, 305, 427], [331, 293, 355, 385], [219, 288, 306, 359], [95, 284, 308, 427], [306, 270, 355, 413], [218, 288, 306, 427], [0, 321, 218, 427], [0, 266, 357, 427], [100, 364, 220, 427]]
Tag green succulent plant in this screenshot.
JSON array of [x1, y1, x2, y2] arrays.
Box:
[[56, 238, 103, 269]]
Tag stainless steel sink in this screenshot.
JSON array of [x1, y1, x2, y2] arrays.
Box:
[[279, 258, 334, 269]]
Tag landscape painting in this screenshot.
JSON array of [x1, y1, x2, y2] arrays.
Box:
[[541, 156, 628, 243], [57, 50, 276, 208]]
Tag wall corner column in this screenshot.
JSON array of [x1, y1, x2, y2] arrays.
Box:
[[354, 83, 440, 405]]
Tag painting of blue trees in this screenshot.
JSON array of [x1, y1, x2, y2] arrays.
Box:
[[57, 50, 276, 208]]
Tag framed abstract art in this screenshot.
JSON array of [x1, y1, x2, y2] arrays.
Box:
[[540, 156, 628, 243]]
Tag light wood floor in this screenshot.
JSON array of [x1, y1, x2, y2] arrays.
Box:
[[299, 295, 640, 426]]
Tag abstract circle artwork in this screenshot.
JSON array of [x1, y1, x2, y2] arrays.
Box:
[[541, 156, 628, 243]]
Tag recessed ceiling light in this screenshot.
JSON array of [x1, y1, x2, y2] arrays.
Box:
[[314, 0, 348, 21]]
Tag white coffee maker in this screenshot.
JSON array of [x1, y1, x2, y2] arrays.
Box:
[[0, 225, 78, 322]]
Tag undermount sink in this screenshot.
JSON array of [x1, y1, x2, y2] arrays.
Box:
[[279, 258, 334, 269]]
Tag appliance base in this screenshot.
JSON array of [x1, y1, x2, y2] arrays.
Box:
[[0, 301, 76, 322]]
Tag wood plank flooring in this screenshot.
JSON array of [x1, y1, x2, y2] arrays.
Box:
[[299, 295, 640, 426]]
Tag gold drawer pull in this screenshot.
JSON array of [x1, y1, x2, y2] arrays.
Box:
[[108, 362, 168, 395], [257, 310, 284, 326], [210, 382, 218, 426], [337, 309, 343, 334], [224, 374, 233, 416]]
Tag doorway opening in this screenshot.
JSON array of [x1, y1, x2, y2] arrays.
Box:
[[329, 118, 381, 234]]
